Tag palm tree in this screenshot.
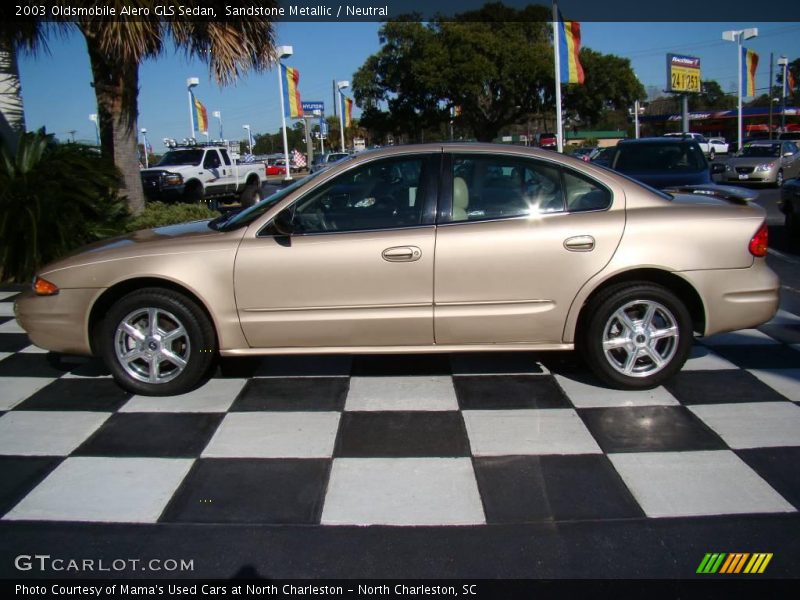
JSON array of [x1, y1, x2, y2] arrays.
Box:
[[0, 1, 279, 215]]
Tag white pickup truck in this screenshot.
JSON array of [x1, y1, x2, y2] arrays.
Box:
[[141, 145, 266, 208], [663, 133, 719, 160]]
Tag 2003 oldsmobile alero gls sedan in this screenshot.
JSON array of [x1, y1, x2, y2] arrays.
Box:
[[15, 144, 779, 396]]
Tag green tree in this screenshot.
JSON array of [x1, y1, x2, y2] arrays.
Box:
[[0, 130, 127, 281], [0, 1, 279, 215], [562, 49, 645, 127], [353, 3, 643, 143]]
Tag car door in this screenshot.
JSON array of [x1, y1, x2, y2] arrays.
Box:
[[233, 153, 439, 348], [200, 150, 226, 195], [433, 152, 626, 345], [218, 149, 236, 194]]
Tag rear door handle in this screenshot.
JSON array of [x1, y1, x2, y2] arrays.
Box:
[[382, 246, 422, 262], [564, 235, 595, 252]]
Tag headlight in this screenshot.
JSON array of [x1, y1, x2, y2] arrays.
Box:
[[163, 173, 184, 186], [754, 163, 775, 173]]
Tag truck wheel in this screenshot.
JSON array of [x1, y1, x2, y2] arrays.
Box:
[[183, 181, 204, 204], [240, 183, 262, 208]]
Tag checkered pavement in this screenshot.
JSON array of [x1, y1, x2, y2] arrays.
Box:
[[1, 288, 799, 527]]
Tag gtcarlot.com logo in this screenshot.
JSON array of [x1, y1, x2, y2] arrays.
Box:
[[696, 553, 773, 574]]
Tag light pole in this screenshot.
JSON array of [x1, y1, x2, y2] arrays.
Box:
[[187, 77, 199, 140], [337, 80, 349, 151], [722, 28, 758, 152], [242, 124, 252, 154], [140, 128, 149, 168], [778, 55, 788, 133], [276, 45, 294, 181], [88, 113, 99, 145], [212, 110, 223, 140]]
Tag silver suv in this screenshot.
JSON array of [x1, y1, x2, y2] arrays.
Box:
[[310, 152, 350, 173]]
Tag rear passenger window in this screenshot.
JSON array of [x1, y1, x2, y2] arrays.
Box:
[[563, 170, 612, 212], [449, 155, 564, 222]]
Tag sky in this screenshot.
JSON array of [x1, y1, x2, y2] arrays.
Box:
[[16, 20, 800, 151]]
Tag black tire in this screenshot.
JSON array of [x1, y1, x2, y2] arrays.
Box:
[[99, 288, 217, 396], [240, 182, 262, 208], [183, 181, 204, 204], [708, 148, 715, 161], [775, 169, 784, 188], [580, 283, 693, 390]]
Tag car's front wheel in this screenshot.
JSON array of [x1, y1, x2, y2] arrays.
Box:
[[100, 288, 217, 396], [581, 283, 693, 390], [708, 148, 715, 161], [775, 169, 784, 188]]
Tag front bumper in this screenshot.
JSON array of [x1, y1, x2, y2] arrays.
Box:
[[14, 288, 102, 356], [722, 169, 777, 184]]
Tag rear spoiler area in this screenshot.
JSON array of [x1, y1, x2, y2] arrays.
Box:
[[662, 184, 758, 205]]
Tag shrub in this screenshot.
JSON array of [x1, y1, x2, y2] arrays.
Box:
[[124, 202, 220, 232], [0, 130, 128, 282]]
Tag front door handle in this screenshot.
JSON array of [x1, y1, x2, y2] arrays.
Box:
[[564, 235, 595, 252], [382, 246, 422, 262]]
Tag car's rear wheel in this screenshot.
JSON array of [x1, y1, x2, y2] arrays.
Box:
[[581, 283, 693, 390], [100, 288, 216, 396]]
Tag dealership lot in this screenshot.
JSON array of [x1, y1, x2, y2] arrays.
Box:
[[1, 284, 799, 577]]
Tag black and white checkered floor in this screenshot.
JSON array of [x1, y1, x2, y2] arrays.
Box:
[[1, 289, 799, 529]]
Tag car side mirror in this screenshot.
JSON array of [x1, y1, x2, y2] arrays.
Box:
[[710, 163, 726, 175], [271, 208, 294, 236]]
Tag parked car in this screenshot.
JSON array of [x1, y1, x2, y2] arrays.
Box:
[[537, 132, 557, 149], [264, 157, 289, 176], [309, 152, 350, 173], [663, 132, 717, 160], [603, 137, 711, 188], [141, 145, 265, 208], [569, 147, 597, 161], [720, 140, 800, 187], [589, 146, 615, 167], [778, 132, 800, 142], [708, 137, 730, 156], [16, 143, 778, 396], [779, 177, 800, 235]]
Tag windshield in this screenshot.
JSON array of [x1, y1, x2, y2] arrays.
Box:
[[615, 142, 706, 172], [210, 173, 323, 232], [156, 150, 204, 167], [738, 144, 781, 158]]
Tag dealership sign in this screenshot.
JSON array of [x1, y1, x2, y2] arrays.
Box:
[[667, 54, 701, 93]]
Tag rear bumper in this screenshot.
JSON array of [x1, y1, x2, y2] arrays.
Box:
[[14, 288, 101, 355], [679, 262, 779, 336]]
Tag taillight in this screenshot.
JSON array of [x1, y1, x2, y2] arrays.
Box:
[[33, 276, 59, 296], [748, 223, 768, 257]]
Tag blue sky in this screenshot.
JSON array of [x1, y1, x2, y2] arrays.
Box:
[[16, 21, 800, 150]]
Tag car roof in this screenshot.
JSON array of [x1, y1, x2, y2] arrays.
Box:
[[618, 137, 697, 145]]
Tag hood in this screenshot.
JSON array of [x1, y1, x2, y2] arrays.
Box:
[[41, 220, 242, 275], [725, 156, 780, 167]]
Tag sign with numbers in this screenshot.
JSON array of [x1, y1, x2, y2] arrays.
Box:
[[667, 54, 701, 93]]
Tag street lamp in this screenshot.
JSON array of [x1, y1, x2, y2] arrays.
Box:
[[212, 110, 223, 140], [88, 113, 99, 146], [242, 124, 252, 155], [140, 127, 149, 168], [276, 45, 294, 181], [778, 56, 789, 133], [337, 80, 349, 152], [722, 28, 758, 152], [187, 77, 199, 140]]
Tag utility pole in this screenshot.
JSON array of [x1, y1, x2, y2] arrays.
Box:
[[768, 53, 774, 139]]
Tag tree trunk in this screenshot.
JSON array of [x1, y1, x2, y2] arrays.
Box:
[[84, 37, 146, 216], [0, 40, 25, 153]]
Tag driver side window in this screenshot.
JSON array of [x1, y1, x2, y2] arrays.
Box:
[[291, 157, 426, 233]]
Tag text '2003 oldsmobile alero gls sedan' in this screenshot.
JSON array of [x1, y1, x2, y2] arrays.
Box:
[[16, 144, 779, 396]]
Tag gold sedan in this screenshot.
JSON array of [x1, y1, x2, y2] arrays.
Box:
[[15, 144, 779, 395]]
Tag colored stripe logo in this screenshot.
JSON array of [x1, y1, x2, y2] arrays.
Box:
[[742, 47, 759, 98], [697, 553, 773, 574], [558, 11, 585, 85], [282, 64, 303, 118]]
